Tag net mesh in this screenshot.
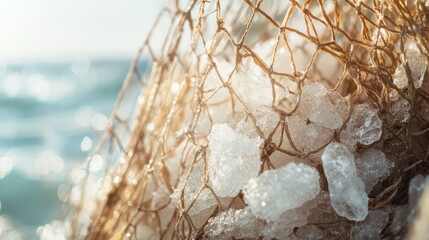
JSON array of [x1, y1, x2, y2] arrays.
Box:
[[70, 0, 429, 239]]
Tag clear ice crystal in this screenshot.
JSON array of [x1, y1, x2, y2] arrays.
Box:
[[355, 148, 394, 193], [243, 162, 320, 221], [392, 43, 427, 90], [288, 114, 333, 152], [205, 200, 321, 240], [262, 195, 320, 239], [344, 104, 382, 145], [204, 207, 264, 239], [231, 59, 273, 110], [386, 89, 411, 125], [234, 117, 259, 138], [406, 43, 427, 89], [393, 65, 408, 89], [208, 123, 263, 197], [389, 94, 411, 124], [254, 106, 279, 135], [299, 84, 348, 130], [262, 197, 319, 238], [321, 142, 368, 221], [231, 59, 280, 136], [339, 127, 358, 151], [350, 210, 389, 240]]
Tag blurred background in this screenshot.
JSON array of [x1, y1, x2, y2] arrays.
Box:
[[0, 1, 165, 239]]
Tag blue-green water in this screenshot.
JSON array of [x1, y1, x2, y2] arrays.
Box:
[[0, 59, 132, 239]]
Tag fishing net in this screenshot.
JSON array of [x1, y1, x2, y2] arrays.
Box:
[[68, 0, 429, 239]]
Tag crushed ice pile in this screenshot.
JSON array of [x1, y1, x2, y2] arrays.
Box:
[[175, 42, 426, 239], [55, 38, 429, 240], [61, 3, 429, 238]]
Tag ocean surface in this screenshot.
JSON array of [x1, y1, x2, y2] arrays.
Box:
[[0, 59, 133, 239]]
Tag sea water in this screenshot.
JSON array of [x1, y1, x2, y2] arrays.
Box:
[[0, 59, 136, 239]]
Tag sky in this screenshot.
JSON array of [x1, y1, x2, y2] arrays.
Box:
[[0, 0, 166, 63]]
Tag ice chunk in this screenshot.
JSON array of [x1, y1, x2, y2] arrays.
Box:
[[229, 58, 284, 138], [355, 148, 394, 193], [205, 196, 321, 239], [204, 207, 264, 239], [171, 161, 217, 217], [390, 96, 411, 124], [405, 43, 427, 89], [299, 84, 348, 130], [386, 90, 410, 125], [230, 60, 280, 137], [205, 201, 321, 240], [273, 77, 299, 113], [254, 106, 279, 135], [393, 44, 427, 89], [409, 175, 429, 207], [208, 123, 263, 197], [391, 175, 429, 235], [344, 104, 382, 145], [232, 106, 278, 138], [205, 200, 321, 240], [231, 59, 272, 109], [407, 175, 429, 224], [234, 117, 259, 138], [393, 65, 408, 89], [321, 142, 368, 221], [262, 198, 319, 238], [288, 114, 334, 152], [350, 210, 389, 240], [243, 162, 320, 221], [339, 127, 358, 151]]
